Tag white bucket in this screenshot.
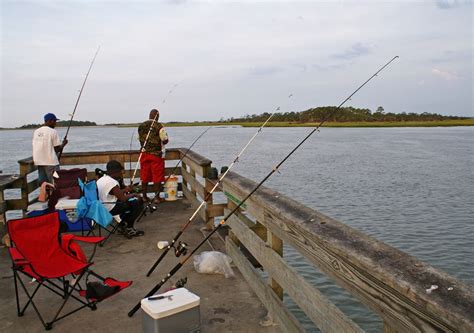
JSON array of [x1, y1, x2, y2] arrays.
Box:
[[164, 175, 179, 201]]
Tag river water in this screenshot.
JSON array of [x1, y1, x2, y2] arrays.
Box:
[[1, 126, 473, 332]]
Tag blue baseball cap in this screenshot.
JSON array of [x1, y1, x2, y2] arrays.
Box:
[[44, 113, 59, 122]]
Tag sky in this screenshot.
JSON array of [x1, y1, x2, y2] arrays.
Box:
[[1, 0, 472, 127]]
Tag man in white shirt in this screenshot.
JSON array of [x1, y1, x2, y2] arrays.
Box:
[[32, 113, 68, 185], [97, 160, 144, 238]]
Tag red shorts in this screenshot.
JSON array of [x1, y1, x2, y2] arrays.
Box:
[[140, 153, 165, 183]]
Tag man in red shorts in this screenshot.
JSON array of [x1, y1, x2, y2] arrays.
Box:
[[138, 109, 169, 203]]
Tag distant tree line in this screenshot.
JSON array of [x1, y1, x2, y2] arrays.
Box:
[[19, 120, 97, 129], [223, 106, 470, 123]]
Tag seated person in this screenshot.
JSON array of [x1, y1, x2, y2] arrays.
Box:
[[97, 160, 144, 238]]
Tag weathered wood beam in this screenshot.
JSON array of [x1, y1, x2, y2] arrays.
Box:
[[226, 238, 304, 333], [181, 168, 206, 200], [178, 149, 211, 178], [222, 171, 474, 332], [0, 175, 23, 190], [181, 185, 207, 222], [227, 212, 363, 333], [6, 199, 28, 210], [207, 203, 226, 218]]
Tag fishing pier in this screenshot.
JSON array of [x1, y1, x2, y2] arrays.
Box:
[[1, 148, 473, 332]]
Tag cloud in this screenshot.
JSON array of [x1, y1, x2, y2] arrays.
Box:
[[331, 42, 371, 60], [249, 66, 283, 76], [312, 62, 352, 71], [431, 68, 460, 80], [436, 0, 459, 9], [166, 0, 188, 4], [292, 63, 307, 72], [430, 49, 473, 63]]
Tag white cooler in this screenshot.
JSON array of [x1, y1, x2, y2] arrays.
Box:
[[55, 198, 79, 221], [141, 288, 200, 333]]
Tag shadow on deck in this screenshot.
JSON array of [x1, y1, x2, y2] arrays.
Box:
[[0, 198, 279, 333]]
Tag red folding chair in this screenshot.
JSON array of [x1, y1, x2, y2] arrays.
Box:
[[7, 212, 132, 330]]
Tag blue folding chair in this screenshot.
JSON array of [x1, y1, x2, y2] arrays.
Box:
[[78, 179, 122, 245]]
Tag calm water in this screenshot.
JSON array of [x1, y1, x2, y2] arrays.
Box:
[[1, 126, 473, 332]]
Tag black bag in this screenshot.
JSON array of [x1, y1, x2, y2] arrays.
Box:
[[86, 281, 119, 300]]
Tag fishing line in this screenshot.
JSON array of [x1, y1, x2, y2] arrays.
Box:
[[129, 129, 135, 182], [129, 83, 180, 186], [144, 103, 284, 278], [127, 56, 398, 317], [58, 46, 101, 160], [133, 126, 213, 222]]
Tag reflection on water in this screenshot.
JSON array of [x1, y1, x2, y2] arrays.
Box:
[[1, 126, 473, 332]]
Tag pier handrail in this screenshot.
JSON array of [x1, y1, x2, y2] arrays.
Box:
[[2, 149, 472, 332], [221, 171, 474, 332], [1, 148, 220, 229]]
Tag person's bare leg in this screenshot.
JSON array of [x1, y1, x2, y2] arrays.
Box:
[[150, 182, 165, 203], [142, 182, 150, 202]]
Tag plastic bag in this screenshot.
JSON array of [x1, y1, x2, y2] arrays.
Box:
[[193, 251, 235, 278]]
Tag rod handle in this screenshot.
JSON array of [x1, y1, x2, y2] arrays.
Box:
[[146, 247, 170, 277]]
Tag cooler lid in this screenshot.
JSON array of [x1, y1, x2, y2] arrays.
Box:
[[27, 202, 49, 212], [55, 199, 79, 210], [141, 288, 200, 320]]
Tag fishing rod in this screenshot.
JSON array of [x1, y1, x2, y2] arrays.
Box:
[[129, 130, 135, 178], [129, 83, 179, 187], [58, 46, 101, 160], [128, 56, 399, 317], [144, 107, 280, 278], [133, 126, 213, 221]]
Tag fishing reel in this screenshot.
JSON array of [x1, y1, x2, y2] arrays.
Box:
[[174, 241, 188, 257], [156, 240, 188, 258], [146, 202, 158, 214], [173, 277, 187, 289]]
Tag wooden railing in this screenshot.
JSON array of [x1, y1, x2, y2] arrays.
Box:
[[221, 171, 474, 333], [2, 150, 472, 333], [1, 148, 222, 229]]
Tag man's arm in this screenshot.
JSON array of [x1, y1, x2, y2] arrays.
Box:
[[159, 128, 169, 145], [54, 139, 68, 153], [110, 185, 139, 202]]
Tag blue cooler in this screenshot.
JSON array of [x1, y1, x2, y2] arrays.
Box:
[[55, 199, 92, 232], [27, 202, 49, 217]]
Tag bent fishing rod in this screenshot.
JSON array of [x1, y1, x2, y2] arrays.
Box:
[[129, 83, 179, 186], [144, 108, 279, 278], [58, 46, 101, 160], [133, 126, 213, 222], [128, 56, 399, 317]]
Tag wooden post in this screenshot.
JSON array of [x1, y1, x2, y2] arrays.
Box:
[[181, 161, 188, 192], [204, 178, 215, 230], [189, 169, 197, 196], [227, 202, 240, 245], [267, 229, 284, 300], [19, 164, 31, 216]]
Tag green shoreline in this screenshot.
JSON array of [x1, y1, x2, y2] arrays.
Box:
[[2, 119, 473, 130], [124, 119, 474, 128]]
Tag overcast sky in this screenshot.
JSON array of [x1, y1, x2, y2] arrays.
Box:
[[1, 0, 472, 127]]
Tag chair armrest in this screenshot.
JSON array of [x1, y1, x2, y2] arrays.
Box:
[[69, 235, 106, 244], [8, 248, 30, 265]]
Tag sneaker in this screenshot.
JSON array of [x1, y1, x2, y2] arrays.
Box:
[[117, 225, 127, 235], [121, 227, 137, 238], [124, 227, 144, 238], [132, 228, 145, 236]]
